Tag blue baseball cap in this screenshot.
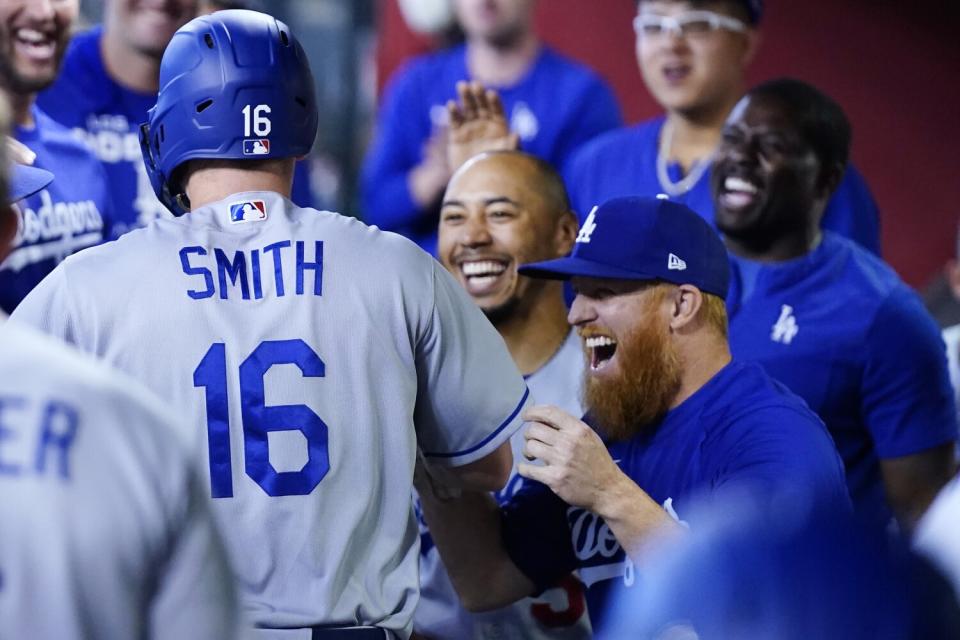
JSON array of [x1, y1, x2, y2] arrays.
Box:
[[8, 163, 53, 204], [519, 196, 730, 299]]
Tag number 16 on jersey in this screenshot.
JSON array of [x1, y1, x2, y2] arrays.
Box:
[[194, 339, 330, 498]]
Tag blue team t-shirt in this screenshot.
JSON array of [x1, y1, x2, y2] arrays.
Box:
[[563, 116, 882, 255], [0, 106, 113, 313], [500, 360, 850, 634], [727, 232, 958, 529], [361, 44, 623, 255], [37, 25, 314, 238]]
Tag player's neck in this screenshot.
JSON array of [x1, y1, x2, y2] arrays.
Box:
[[663, 96, 738, 172], [496, 284, 570, 376], [7, 92, 35, 128], [725, 225, 823, 263], [670, 334, 732, 410], [466, 31, 540, 87], [100, 32, 161, 94], [184, 165, 294, 211]]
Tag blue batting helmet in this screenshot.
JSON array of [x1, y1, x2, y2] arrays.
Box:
[[140, 9, 318, 216]]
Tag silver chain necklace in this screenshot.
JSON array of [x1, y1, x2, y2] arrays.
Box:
[[656, 119, 714, 197]]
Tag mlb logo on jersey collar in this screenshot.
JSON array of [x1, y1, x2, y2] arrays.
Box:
[[243, 139, 271, 155], [229, 199, 267, 223]]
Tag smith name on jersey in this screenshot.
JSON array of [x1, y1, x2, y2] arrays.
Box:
[[177, 199, 322, 300]]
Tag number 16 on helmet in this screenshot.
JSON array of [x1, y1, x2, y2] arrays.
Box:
[[139, 9, 319, 216]]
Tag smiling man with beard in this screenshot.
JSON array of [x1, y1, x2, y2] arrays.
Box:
[[715, 78, 958, 533], [416, 195, 851, 636]]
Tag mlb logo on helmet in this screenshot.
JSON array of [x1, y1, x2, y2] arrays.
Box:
[[243, 139, 271, 155], [229, 199, 267, 223]]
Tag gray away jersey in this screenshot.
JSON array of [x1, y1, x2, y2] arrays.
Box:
[[12, 191, 530, 638], [0, 320, 241, 640], [415, 329, 592, 639]]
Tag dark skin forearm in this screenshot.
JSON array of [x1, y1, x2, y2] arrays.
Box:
[[881, 442, 958, 530]]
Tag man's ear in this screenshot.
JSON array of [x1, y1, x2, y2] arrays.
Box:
[[741, 28, 762, 67], [945, 259, 960, 302], [554, 210, 579, 257], [669, 284, 704, 332], [0, 204, 18, 264], [817, 162, 845, 201]]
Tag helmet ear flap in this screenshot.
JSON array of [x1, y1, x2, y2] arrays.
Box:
[[175, 192, 192, 213], [139, 120, 189, 217]]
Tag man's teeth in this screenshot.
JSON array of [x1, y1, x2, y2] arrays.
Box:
[[724, 176, 758, 194], [585, 336, 617, 349], [15, 29, 49, 44], [462, 261, 506, 277]]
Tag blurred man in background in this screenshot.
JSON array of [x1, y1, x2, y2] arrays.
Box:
[[717, 78, 957, 531], [37, 0, 311, 238], [362, 0, 622, 255], [0, 0, 113, 313], [607, 491, 960, 639], [563, 0, 881, 254], [414, 148, 590, 639]]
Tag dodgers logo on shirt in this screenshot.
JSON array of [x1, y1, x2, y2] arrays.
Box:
[[567, 506, 632, 588], [229, 199, 267, 223], [242, 139, 271, 156], [771, 304, 799, 345]]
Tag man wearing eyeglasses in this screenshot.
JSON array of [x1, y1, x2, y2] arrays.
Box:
[[562, 0, 882, 256]]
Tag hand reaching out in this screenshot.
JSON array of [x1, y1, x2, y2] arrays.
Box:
[[518, 405, 626, 513], [447, 81, 520, 172], [6, 137, 36, 165]]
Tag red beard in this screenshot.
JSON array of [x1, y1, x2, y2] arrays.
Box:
[[581, 314, 682, 442]]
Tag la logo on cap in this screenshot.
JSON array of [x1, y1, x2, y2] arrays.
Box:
[[577, 206, 599, 244], [668, 253, 687, 271]]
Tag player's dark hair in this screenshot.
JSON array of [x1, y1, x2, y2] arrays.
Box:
[[479, 150, 573, 216], [748, 78, 852, 173]]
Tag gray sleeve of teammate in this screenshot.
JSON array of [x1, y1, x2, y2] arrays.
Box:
[[10, 264, 79, 346], [414, 262, 531, 468], [149, 450, 247, 640]]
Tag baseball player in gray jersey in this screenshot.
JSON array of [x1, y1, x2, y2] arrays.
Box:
[[411, 141, 592, 638], [12, 10, 527, 640], [0, 102, 242, 639]]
